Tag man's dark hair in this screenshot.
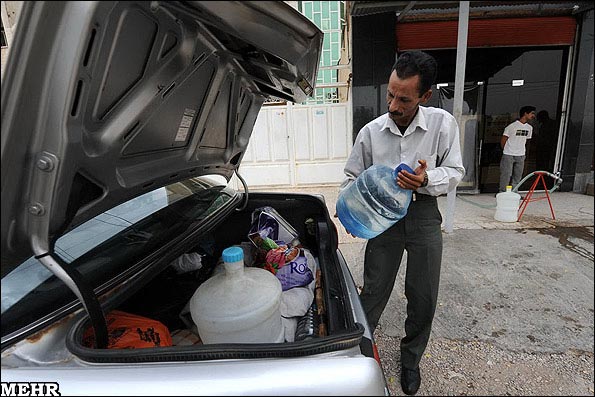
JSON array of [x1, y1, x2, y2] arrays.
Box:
[[519, 106, 536, 118], [392, 51, 438, 97]]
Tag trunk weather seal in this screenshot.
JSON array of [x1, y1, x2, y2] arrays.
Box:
[[66, 317, 364, 363], [317, 219, 355, 333]]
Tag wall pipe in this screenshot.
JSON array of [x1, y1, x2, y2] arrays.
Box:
[[444, 1, 469, 233]]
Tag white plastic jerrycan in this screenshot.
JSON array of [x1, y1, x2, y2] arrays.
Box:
[[494, 185, 521, 222], [189, 246, 284, 344]]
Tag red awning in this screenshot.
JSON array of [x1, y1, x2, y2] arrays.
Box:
[[396, 16, 577, 51]]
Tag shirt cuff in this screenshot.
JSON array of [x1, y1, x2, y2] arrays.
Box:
[[426, 169, 438, 187]]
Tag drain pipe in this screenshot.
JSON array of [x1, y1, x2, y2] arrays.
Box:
[[444, 1, 469, 233]]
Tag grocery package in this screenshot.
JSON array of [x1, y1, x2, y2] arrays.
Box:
[[82, 310, 172, 349], [252, 244, 315, 291], [275, 248, 315, 291], [280, 281, 315, 318], [247, 206, 316, 291], [248, 206, 301, 247]]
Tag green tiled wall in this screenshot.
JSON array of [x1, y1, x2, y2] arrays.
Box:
[[298, 1, 345, 104]]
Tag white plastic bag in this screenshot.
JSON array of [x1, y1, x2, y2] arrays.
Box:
[[170, 252, 203, 274]]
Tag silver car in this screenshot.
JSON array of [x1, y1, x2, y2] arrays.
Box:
[[1, 1, 388, 395]]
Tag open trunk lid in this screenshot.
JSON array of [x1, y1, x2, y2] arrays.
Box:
[[1, 0, 322, 274]]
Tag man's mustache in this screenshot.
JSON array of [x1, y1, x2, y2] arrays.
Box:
[[389, 109, 403, 117]]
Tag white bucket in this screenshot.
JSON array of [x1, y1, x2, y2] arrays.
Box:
[[494, 186, 521, 222]]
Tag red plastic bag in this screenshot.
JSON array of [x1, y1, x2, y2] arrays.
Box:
[[83, 310, 172, 349]]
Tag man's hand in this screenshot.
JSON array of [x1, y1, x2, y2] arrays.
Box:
[[333, 212, 356, 238], [396, 159, 427, 190]]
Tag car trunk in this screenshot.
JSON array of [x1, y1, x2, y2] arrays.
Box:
[[65, 192, 364, 363]]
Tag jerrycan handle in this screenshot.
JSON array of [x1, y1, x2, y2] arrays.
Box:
[[392, 163, 415, 181]]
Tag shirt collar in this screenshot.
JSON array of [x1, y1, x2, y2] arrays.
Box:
[[382, 106, 428, 136]]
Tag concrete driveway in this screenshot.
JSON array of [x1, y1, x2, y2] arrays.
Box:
[[256, 186, 594, 395]]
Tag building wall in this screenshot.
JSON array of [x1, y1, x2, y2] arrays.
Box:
[[564, 9, 594, 192], [351, 12, 396, 141], [1, 45, 8, 77], [351, 9, 594, 193], [1, 1, 22, 79], [299, 1, 347, 104]]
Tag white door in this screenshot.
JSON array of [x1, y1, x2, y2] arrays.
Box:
[[237, 101, 352, 188]]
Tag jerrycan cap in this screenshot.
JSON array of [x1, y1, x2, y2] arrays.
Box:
[[222, 246, 243, 263], [393, 163, 414, 179]]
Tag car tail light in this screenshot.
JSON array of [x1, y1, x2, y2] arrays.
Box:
[[373, 343, 382, 366]]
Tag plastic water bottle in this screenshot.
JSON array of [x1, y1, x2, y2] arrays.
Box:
[[336, 163, 414, 239], [189, 246, 284, 344], [494, 185, 521, 222]]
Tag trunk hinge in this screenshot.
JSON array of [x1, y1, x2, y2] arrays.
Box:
[[34, 251, 108, 349], [235, 169, 249, 212], [27, 151, 108, 348]]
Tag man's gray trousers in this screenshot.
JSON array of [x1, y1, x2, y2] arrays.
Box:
[[359, 195, 442, 370]]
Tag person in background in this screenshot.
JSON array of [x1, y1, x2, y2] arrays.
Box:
[[535, 110, 558, 173], [339, 51, 465, 395], [499, 106, 536, 192]]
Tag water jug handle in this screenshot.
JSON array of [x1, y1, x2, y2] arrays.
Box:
[[392, 163, 414, 180]]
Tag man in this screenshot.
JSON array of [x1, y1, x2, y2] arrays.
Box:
[[499, 106, 536, 192], [340, 51, 464, 395], [535, 110, 557, 173]]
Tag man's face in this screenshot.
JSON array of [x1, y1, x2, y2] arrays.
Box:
[[386, 71, 432, 127]]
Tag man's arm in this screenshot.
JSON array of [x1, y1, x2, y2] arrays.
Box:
[[501, 135, 509, 149], [410, 114, 465, 196]]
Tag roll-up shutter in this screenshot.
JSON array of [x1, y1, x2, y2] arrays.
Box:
[[396, 16, 576, 51]]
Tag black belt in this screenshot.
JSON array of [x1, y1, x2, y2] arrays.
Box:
[[412, 192, 436, 202]]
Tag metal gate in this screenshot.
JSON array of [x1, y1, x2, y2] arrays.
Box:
[[236, 101, 352, 188]]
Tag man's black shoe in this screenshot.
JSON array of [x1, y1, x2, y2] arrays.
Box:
[[401, 366, 421, 395]]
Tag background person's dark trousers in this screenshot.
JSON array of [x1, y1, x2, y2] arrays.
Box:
[[360, 196, 442, 370]]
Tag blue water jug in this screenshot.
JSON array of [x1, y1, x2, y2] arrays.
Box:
[[336, 163, 414, 239]]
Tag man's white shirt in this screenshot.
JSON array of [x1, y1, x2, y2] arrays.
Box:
[[503, 119, 532, 156]]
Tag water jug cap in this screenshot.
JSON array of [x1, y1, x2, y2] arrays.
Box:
[[506, 185, 512, 192], [395, 163, 414, 174], [222, 246, 243, 263], [393, 163, 414, 179]]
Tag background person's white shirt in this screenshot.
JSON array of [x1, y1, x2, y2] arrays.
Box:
[[503, 120, 532, 156]]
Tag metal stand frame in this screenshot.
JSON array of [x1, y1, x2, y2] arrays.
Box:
[[517, 172, 556, 221]]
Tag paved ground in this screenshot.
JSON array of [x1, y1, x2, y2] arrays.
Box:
[[254, 185, 594, 396]]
